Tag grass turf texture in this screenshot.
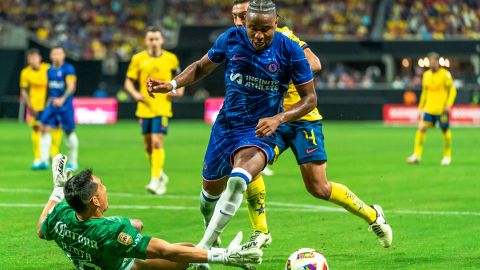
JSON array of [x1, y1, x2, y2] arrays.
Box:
[[0, 120, 479, 269]]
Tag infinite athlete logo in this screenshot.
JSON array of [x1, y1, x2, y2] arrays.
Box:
[[266, 61, 279, 73]]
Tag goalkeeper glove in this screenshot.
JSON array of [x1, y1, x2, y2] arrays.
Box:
[[208, 232, 263, 267], [49, 154, 73, 202]]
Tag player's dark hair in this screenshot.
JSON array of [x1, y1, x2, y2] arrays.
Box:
[[427, 52, 440, 59], [247, 0, 276, 15], [64, 169, 98, 213], [26, 48, 40, 56], [233, 0, 249, 4], [145, 26, 163, 36]]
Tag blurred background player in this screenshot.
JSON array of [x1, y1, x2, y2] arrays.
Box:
[[37, 154, 262, 270], [38, 47, 79, 171], [125, 26, 184, 195], [231, 0, 392, 253], [20, 48, 62, 170], [407, 52, 457, 165]]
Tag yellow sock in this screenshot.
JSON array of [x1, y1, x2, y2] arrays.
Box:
[[443, 130, 452, 157], [50, 129, 63, 157], [151, 148, 165, 179], [32, 130, 41, 159], [413, 130, 426, 158], [328, 182, 377, 224], [245, 176, 268, 233]]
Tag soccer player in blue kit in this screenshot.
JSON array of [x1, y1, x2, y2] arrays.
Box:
[[37, 47, 80, 171], [147, 0, 317, 257]]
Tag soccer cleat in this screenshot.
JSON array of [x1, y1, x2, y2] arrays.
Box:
[[441, 156, 451, 166], [66, 163, 79, 172], [241, 231, 272, 250], [240, 232, 271, 270], [369, 205, 392, 248], [31, 161, 49, 171], [261, 166, 274, 176], [406, 154, 420, 164], [145, 182, 166, 195]]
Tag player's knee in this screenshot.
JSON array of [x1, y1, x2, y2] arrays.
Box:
[[227, 176, 248, 193], [306, 182, 331, 200]]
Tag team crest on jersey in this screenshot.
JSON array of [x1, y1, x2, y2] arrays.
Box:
[[57, 71, 62, 77], [117, 232, 133, 245], [266, 61, 279, 73]]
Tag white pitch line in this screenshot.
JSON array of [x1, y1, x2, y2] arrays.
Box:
[[1, 188, 480, 216]]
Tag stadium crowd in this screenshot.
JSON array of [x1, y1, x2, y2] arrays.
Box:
[[0, 0, 149, 60], [2, 0, 480, 61], [165, 0, 376, 40], [384, 0, 480, 39]]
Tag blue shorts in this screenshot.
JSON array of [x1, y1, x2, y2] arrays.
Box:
[[423, 112, 449, 129], [202, 131, 277, 180], [140, 116, 168, 135], [275, 120, 327, 164], [41, 105, 75, 132]]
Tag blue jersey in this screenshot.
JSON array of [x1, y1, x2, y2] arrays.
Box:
[[208, 26, 313, 136], [47, 62, 76, 108]]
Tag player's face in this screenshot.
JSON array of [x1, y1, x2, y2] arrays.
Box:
[[27, 53, 41, 69], [429, 56, 439, 71], [92, 175, 109, 213], [246, 12, 277, 51], [50, 48, 65, 66], [145, 31, 164, 52], [232, 2, 249, 27]]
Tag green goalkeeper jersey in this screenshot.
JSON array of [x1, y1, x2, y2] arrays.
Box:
[[41, 201, 152, 270]]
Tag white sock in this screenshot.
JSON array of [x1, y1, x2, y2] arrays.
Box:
[[40, 133, 52, 163], [66, 132, 79, 165], [197, 168, 251, 249], [200, 188, 221, 227]]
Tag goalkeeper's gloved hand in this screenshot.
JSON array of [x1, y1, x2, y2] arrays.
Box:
[[208, 232, 263, 267], [52, 153, 73, 188]]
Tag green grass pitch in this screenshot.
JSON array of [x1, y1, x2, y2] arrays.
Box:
[[0, 120, 479, 269]]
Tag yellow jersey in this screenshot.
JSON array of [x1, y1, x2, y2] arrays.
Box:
[[126, 50, 180, 118], [276, 27, 322, 121], [19, 63, 50, 111], [419, 68, 457, 115]]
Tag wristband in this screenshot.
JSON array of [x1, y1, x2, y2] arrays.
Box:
[[49, 187, 64, 202], [169, 79, 177, 94], [207, 248, 225, 264]]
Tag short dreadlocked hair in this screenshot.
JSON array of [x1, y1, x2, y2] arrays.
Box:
[[247, 0, 276, 15]]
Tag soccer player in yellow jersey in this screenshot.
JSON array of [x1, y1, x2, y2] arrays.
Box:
[[223, 1, 392, 256], [407, 52, 457, 165], [125, 26, 184, 195], [20, 48, 62, 170]]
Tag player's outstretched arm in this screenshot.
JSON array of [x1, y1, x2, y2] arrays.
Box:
[[144, 232, 262, 267], [147, 54, 219, 97], [256, 81, 317, 137], [37, 154, 72, 239]]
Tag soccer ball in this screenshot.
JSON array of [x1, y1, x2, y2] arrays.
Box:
[[285, 248, 329, 270]]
